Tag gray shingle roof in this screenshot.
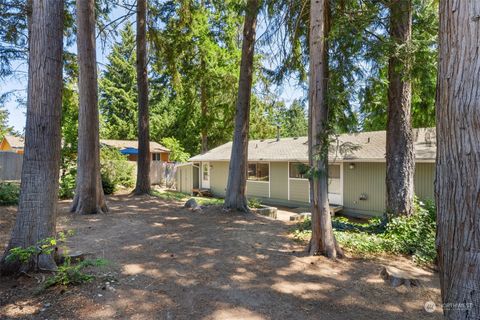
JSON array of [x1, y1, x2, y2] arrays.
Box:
[[189, 128, 436, 162], [100, 139, 170, 153]]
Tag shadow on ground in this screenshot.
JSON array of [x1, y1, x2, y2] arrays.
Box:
[[0, 194, 442, 319]]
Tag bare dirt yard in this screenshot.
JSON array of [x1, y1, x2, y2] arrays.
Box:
[[1, 194, 442, 319]]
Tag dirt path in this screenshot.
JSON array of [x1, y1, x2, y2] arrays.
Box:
[[1, 194, 442, 319]]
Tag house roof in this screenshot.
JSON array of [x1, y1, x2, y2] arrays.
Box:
[[189, 128, 436, 163], [100, 139, 170, 153], [3, 135, 25, 149]]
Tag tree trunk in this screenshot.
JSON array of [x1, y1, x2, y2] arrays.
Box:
[[134, 0, 151, 194], [71, 0, 108, 214], [307, 0, 342, 259], [224, 0, 259, 212], [0, 0, 63, 275], [200, 57, 208, 153], [385, 0, 414, 216], [436, 1, 480, 319]]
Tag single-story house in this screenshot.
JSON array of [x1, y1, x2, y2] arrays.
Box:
[[175, 128, 436, 217], [100, 139, 170, 162], [0, 135, 25, 154]]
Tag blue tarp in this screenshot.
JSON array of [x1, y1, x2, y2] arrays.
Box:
[[120, 147, 138, 155]]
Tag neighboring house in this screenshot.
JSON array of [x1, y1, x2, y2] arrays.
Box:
[[176, 128, 436, 217], [0, 135, 25, 154], [100, 139, 170, 162]]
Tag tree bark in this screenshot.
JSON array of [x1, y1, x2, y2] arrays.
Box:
[[307, 0, 342, 259], [0, 0, 63, 275], [134, 0, 151, 194], [71, 0, 108, 214], [436, 1, 480, 319], [224, 0, 259, 212], [385, 0, 414, 216], [200, 56, 208, 153]]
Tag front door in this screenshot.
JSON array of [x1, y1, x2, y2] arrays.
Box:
[[202, 162, 210, 189]]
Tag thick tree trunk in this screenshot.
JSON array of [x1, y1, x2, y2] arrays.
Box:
[[385, 0, 414, 216], [134, 0, 151, 194], [224, 0, 259, 212], [0, 0, 63, 275], [436, 1, 480, 319], [200, 57, 208, 153], [307, 0, 342, 259], [71, 0, 108, 214]]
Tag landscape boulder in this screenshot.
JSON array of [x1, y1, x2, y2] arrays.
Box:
[[184, 198, 202, 212]]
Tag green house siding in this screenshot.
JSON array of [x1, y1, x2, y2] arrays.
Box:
[[414, 163, 435, 201], [246, 181, 269, 198], [343, 163, 386, 216], [289, 179, 309, 203], [183, 160, 434, 217], [210, 161, 229, 196], [343, 162, 435, 216], [270, 162, 288, 200], [176, 165, 193, 194]]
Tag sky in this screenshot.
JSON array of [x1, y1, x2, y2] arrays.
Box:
[[0, 5, 305, 134]]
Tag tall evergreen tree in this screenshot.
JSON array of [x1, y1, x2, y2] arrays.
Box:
[[224, 0, 260, 212], [99, 23, 138, 140], [72, 0, 108, 214], [0, 0, 64, 274], [436, 0, 480, 318], [134, 0, 151, 194], [308, 0, 342, 258], [385, 0, 414, 216]]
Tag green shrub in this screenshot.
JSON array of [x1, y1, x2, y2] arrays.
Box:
[[42, 258, 108, 290], [382, 200, 436, 264], [59, 169, 76, 199], [291, 199, 437, 264], [100, 147, 135, 193], [6, 230, 108, 292], [0, 182, 20, 205], [248, 197, 262, 208]]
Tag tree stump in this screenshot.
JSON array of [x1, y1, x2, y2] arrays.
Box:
[[380, 266, 421, 288]]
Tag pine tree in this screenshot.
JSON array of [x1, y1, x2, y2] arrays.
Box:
[[99, 23, 138, 140]]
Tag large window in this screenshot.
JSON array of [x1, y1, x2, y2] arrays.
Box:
[[248, 162, 269, 181], [289, 163, 340, 179], [289, 162, 310, 179]]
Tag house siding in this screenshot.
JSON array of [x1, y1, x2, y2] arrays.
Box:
[[343, 163, 386, 216], [210, 161, 229, 196], [343, 162, 435, 216], [414, 163, 435, 201], [289, 179, 309, 203], [246, 181, 269, 198], [176, 165, 193, 194], [270, 162, 288, 200], [179, 160, 435, 217]]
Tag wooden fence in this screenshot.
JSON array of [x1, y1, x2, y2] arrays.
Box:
[[0, 151, 23, 181], [150, 161, 176, 187]]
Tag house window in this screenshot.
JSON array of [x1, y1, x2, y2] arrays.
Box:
[[203, 163, 209, 180], [289, 163, 339, 179], [247, 162, 269, 181], [328, 165, 340, 179], [152, 153, 161, 161], [289, 162, 310, 179]]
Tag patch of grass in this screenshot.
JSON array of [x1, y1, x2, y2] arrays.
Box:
[[151, 190, 224, 206]]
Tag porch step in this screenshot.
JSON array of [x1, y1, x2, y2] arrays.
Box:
[[192, 188, 213, 197], [289, 205, 343, 221]]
